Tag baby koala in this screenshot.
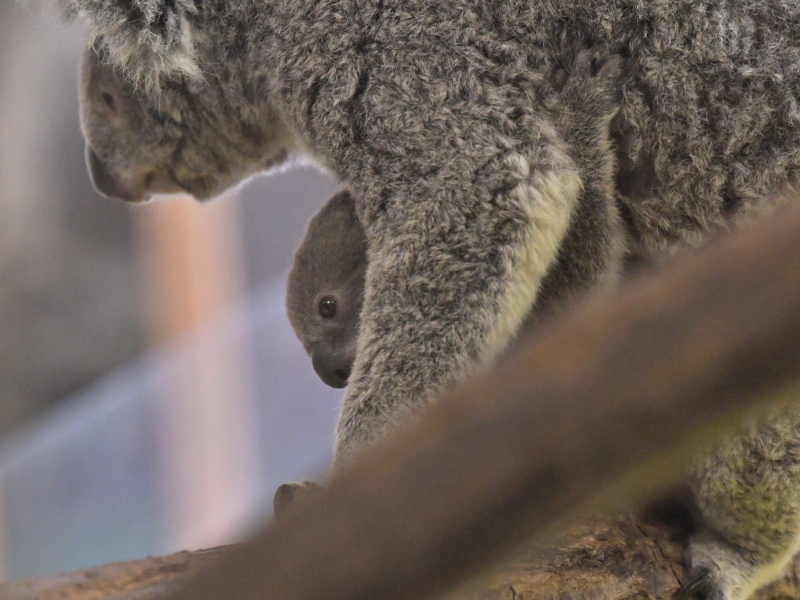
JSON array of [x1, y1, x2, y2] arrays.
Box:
[[286, 190, 367, 389]]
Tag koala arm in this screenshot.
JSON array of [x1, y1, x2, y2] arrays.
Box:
[[532, 53, 627, 315], [333, 54, 625, 463], [61, 0, 201, 89], [336, 160, 578, 462]]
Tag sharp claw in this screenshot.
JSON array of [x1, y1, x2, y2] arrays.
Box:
[[274, 482, 303, 519], [273, 480, 322, 520], [674, 567, 712, 600]]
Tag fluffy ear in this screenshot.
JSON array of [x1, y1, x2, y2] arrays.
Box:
[[62, 0, 202, 92]]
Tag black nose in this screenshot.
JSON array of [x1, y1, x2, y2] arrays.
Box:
[[335, 366, 352, 383], [86, 145, 130, 201], [312, 351, 353, 389]]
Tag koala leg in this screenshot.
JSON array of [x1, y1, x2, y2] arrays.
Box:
[[334, 52, 626, 464], [678, 405, 800, 600]]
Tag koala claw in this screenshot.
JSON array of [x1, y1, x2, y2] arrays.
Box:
[[675, 567, 713, 600], [273, 480, 321, 520]]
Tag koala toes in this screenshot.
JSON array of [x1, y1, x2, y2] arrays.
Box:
[[273, 480, 321, 520], [569, 50, 623, 113], [571, 49, 623, 84]]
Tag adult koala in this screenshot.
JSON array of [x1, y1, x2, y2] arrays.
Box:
[[64, 1, 800, 598]]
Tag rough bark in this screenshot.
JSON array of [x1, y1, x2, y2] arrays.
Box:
[[460, 514, 800, 600], [0, 548, 224, 600], [0, 516, 798, 600]]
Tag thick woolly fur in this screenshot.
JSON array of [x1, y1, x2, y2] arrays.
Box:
[[687, 404, 800, 600], [63, 0, 203, 92], [68, 1, 800, 598]]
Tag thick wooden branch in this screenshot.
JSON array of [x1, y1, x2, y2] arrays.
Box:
[[0, 547, 225, 600], [2, 516, 799, 600]]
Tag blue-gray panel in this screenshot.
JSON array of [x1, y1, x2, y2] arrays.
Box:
[[0, 276, 343, 579], [1, 367, 162, 580]]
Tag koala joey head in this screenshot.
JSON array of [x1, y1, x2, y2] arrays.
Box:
[[79, 42, 293, 203], [287, 191, 367, 389]]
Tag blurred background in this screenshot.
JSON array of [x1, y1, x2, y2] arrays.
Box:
[[0, 0, 343, 580]]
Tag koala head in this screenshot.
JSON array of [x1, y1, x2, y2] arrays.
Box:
[[287, 191, 367, 389], [79, 42, 294, 203]]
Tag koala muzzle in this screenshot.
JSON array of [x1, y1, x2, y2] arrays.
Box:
[[311, 350, 353, 389], [86, 146, 182, 203], [86, 146, 137, 202]]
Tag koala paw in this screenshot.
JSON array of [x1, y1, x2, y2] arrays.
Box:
[[273, 480, 321, 520], [549, 49, 624, 125]]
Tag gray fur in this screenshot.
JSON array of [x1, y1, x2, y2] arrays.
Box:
[[61, 1, 800, 597], [685, 405, 800, 600], [286, 190, 367, 389]]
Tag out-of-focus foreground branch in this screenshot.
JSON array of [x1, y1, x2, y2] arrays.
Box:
[[6, 199, 800, 600]]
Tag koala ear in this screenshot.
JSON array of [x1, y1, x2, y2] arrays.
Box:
[[71, 0, 203, 93]]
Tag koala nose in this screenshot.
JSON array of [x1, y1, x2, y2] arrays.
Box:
[[86, 145, 135, 202], [86, 146, 181, 202], [312, 351, 353, 389]]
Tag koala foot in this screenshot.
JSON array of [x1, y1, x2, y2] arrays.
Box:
[[273, 480, 321, 520], [675, 532, 783, 600]]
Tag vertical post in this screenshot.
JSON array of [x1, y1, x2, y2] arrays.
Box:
[[135, 193, 260, 552]]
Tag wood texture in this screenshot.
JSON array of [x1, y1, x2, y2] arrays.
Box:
[[1, 517, 798, 600], [0, 548, 225, 600]]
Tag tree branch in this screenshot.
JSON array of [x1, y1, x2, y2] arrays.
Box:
[[3, 516, 799, 600]]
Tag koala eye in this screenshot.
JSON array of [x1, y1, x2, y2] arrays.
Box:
[[101, 92, 117, 115], [319, 296, 337, 319]]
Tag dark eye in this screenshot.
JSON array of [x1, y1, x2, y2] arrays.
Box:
[[319, 296, 337, 319], [101, 92, 117, 114]]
